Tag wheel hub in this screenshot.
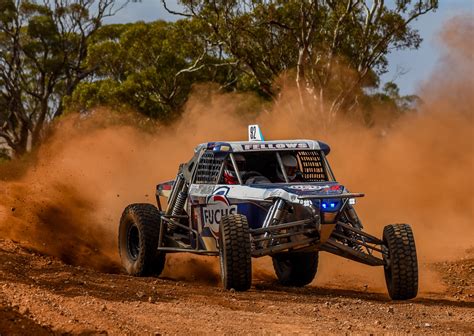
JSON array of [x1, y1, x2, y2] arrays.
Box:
[[127, 224, 140, 261]]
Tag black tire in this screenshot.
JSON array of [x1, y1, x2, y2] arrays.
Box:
[[118, 203, 166, 276], [219, 214, 252, 291], [272, 252, 318, 287], [383, 224, 418, 300]]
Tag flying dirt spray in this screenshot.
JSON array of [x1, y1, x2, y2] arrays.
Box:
[[0, 16, 472, 292]]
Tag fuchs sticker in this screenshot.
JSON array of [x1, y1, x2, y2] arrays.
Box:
[[242, 143, 309, 150], [203, 187, 237, 237]]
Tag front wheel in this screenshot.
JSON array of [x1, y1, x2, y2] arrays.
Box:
[[383, 224, 418, 300], [219, 214, 252, 291], [118, 203, 166, 276], [272, 252, 319, 287]]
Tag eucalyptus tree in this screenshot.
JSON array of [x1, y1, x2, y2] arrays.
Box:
[[0, 0, 126, 157], [69, 19, 236, 120], [163, 0, 437, 122]]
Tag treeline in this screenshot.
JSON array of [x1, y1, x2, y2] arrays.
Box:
[[0, 0, 437, 158]]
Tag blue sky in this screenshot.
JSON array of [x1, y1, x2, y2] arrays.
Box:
[[107, 1, 474, 96]]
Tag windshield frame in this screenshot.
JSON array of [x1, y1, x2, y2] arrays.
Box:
[[224, 150, 331, 185]]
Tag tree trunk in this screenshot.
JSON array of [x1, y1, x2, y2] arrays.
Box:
[[296, 47, 306, 111], [31, 98, 49, 148], [10, 123, 29, 158]]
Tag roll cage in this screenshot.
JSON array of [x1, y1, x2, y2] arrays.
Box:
[[187, 149, 336, 185], [154, 140, 388, 270]]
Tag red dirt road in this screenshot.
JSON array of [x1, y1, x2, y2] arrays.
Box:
[[1, 239, 472, 335]]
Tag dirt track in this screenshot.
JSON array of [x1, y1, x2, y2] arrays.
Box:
[[1, 239, 472, 335]]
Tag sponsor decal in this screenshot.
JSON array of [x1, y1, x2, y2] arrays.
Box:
[[242, 142, 309, 150], [203, 187, 237, 238], [288, 185, 331, 191], [287, 184, 343, 193], [322, 185, 344, 192]]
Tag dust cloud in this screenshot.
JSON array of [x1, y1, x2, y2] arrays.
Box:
[[0, 16, 472, 292], [253, 16, 473, 292], [0, 102, 247, 275]]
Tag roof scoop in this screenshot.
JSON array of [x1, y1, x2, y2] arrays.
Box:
[[248, 124, 265, 142]]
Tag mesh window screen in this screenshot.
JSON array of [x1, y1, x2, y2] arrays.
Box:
[[297, 151, 328, 182], [195, 151, 224, 184]]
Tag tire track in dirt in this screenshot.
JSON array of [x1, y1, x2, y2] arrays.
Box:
[[0, 239, 473, 335]]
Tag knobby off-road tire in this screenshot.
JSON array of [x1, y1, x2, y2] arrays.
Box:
[[272, 252, 319, 287], [119, 203, 166, 276], [219, 214, 252, 291], [383, 224, 418, 300]]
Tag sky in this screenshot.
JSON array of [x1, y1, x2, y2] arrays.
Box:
[[106, 0, 474, 96]]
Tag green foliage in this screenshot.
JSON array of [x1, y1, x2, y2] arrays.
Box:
[[1, 0, 438, 159], [174, 0, 437, 118], [0, 147, 10, 163], [69, 20, 236, 120], [361, 81, 422, 126], [0, 0, 124, 157]]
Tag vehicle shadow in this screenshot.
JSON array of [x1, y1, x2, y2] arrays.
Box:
[[2, 240, 472, 309], [253, 281, 474, 308]]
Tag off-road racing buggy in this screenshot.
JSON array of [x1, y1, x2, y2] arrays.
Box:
[[118, 126, 418, 300]]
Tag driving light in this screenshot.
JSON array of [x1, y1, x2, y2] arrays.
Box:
[[321, 200, 339, 212]]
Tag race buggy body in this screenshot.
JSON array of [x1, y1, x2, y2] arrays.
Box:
[[118, 126, 418, 300]]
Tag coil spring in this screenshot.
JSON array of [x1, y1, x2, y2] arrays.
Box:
[[168, 191, 187, 232], [172, 191, 187, 216]]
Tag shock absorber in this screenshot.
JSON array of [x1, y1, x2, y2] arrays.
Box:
[[346, 205, 363, 229], [272, 199, 288, 225], [261, 199, 288, 248], [344, 204, 364, 252], [168, 187, 188, 233], [166, 174, 184, 214], [171, 190, 187, 217], [165, 173, 188, 233]]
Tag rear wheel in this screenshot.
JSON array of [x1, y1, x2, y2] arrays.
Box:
[[219, 214, 252, 291], [118, 203, 166, 276], [272, 252, 318, 287], [383, 224, 418, 300]]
